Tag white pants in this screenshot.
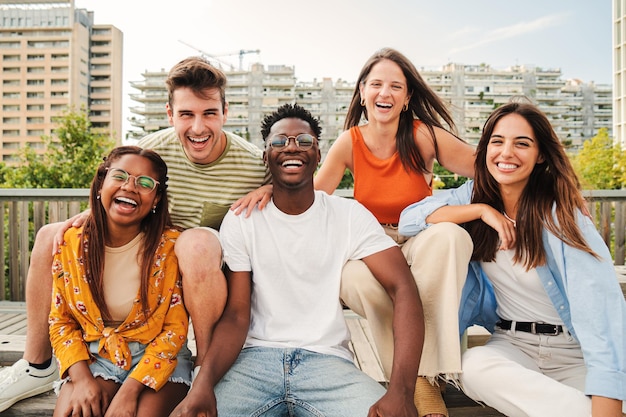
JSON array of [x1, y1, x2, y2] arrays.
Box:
[[460, 328, 624, 417]]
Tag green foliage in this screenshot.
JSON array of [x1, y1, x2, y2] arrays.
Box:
[[571, 128, 625, 190], [433, 162, 468, 189], [2, 108, 114, 189], [337, 168, 354, 189]]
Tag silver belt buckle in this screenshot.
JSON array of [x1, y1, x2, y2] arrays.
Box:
[[530, 322, 537, 334]]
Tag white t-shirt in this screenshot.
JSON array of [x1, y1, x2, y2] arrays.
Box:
[[220, 190, 395, 361]]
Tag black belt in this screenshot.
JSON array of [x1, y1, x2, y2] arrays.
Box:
[[496, 319, 564, 335]]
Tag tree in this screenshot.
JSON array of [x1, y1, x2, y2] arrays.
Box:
[[571, 128, 624, 190], [1, 108, 114, 189]]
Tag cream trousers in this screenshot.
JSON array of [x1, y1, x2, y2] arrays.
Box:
[[340, 222, 473, 381]]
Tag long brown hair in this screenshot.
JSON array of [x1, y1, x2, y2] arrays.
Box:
[[468, 101, 596, 268], [344, 47, 462, 175], [81, 146, 173, 321]]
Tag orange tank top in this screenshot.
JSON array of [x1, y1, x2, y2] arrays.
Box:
[[352, 121, 432, 224]]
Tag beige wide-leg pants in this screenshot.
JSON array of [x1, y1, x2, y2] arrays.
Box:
[[340, 222, 473, 382]]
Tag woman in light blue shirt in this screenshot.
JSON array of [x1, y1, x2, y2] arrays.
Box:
[[399, 100, 626, 417]]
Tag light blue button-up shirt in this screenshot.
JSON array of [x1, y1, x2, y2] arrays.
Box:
[[399, 180, 626, 400]]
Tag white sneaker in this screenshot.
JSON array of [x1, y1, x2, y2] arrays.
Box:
[[0, 359, 59, 412]]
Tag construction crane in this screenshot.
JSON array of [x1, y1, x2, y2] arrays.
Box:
[[178, 41, 260, 71], [225, 49, 260, 71], [178, 40, 236, 70]]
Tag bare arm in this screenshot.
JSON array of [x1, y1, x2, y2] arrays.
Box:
[[591, 396, 623, 417], [314, 131, 353, 194], [51, 209, 91, 254], [362, 246, 422, 417], [169, 269, 251, 417], [428, 204, 517, 250], [230, 184, 273, 217], [420, 125, 476, 179]]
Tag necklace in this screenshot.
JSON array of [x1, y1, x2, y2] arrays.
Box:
[[503, 211, 516, 227]]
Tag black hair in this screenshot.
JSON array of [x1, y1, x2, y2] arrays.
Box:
[[261, 103, 322, 139]]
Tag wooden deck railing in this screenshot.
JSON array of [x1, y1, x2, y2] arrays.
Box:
[[1, 188, 625, 301]]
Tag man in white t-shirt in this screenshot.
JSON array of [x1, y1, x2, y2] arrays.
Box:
[[170, 104, 424, 417]]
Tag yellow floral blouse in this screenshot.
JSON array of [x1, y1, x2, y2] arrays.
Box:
[[49, 227, 188, 391]]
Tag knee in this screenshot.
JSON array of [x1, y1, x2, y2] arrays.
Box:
[[175, 229, 224, 284], [341, 261, 387, 299], [428, 223, 472, 251], [175, 228, 222, 264], [460, 347, 490, 388], [340, 261, 391, 311]]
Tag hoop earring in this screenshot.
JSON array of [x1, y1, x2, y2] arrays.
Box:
[[360, 98, 365, 107], [403, 103, 409, 112]]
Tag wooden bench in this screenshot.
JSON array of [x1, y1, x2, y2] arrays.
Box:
[[3, 270, 626, 417]]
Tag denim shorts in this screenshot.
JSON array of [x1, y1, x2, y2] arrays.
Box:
[[54, 340, 192, 393], [215, 346, 386, 417]]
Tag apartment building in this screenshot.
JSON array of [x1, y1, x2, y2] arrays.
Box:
[[615, 0, 626, 148], [422, 63, 611, 149], [129, 60, 610, 153], [0, 0, 122, 163]]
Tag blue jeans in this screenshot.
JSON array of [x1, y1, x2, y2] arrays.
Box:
[[215, 347, 386, 417]]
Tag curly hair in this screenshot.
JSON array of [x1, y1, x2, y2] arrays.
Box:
[[261, 103, 322, 140]]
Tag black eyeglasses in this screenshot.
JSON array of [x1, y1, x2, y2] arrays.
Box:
[[106, 168, 159, 194], [267, 134, 316, 152]]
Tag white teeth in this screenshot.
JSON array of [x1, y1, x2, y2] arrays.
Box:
[[376, 102, 392, 108], [498, 163, 518, 169], [189, 136, 209, 143], [282, 160, 303, 167], [116, 197, 138, 206]]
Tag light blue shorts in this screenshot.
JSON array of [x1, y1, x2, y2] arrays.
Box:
[[54, 340, 192, 393]]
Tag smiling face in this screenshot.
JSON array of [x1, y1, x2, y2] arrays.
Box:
[[486, 113, 544, 194], [99, 154, 161, 232], [167, 86, 228, 165], [263, 117, 320, 191], [359, 59, 410, 124]]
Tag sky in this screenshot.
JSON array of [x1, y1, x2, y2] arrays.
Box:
[[75, 0, 613, 138]]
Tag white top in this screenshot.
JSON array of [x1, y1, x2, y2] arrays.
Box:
[[481, 249, 563, 325], [220, 190, 396, 361]]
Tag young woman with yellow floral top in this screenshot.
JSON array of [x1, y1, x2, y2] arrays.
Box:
[[49, 146, 191, 417]]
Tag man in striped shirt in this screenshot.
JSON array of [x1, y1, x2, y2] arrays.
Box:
[[0, 56, 270, 412]]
